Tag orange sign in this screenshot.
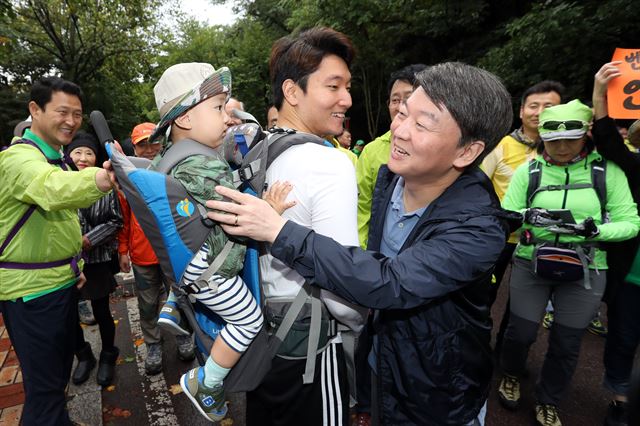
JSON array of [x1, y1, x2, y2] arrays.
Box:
[[608, 48, 640, 119]]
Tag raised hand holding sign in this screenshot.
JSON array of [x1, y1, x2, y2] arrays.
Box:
[[608, 48, 640, 118]]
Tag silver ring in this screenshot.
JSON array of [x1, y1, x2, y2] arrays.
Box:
[[234, 214, 239, 226]]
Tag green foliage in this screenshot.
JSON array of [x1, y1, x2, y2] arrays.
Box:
[[479, 0, 640, 104], [156, 17, 281, 125], [3, 0, 639, 144], [0, 0, 177, 140]]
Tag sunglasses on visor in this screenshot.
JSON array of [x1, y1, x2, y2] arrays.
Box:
[[540, 120, 588, 131]]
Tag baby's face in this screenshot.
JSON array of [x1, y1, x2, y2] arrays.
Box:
[[187, 94, 231, 148]]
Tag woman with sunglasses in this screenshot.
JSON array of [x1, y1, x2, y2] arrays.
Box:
[[496, 100, 640, 426]]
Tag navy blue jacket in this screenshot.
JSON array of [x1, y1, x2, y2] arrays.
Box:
[[271, 166, 517, 425]]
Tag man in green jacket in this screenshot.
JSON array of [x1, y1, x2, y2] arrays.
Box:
[[0, 77, 113, 426], [356, 64, 426, 248]]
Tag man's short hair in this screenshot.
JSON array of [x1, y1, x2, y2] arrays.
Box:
[[520, 80, 564, 106], [387, 64, 427, 98], [414, 62, 512, 166], [269, 26, 355, 109], [30, 76, 83, 110]]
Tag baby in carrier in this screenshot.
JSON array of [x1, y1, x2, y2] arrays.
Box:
[[149, 62, 293, 422]]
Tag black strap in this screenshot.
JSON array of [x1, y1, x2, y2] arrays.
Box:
[[0, 206, 36, 257], [0, 139, 77, 257], [526, 158, 608, 222]]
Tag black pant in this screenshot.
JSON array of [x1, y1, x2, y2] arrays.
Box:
[[75, 294, 116, 352], [1, 286, 76, 426], [604, 281, 640, 396], [247, 342, 349, 426]]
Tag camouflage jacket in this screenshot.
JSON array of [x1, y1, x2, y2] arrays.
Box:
[[162, 151, 246, 278]]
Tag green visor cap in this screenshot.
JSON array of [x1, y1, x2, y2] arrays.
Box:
[[538, 99, 593, 142]]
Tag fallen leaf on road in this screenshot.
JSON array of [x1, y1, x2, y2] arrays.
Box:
[[105, 385, 116, 392], [169, 384, 183, 395], [103, 405, 132, 422], [134, 338, 144, 346]]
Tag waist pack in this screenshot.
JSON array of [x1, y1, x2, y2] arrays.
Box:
[[265, 296, 332, 359], [532, 244, 593, 289]]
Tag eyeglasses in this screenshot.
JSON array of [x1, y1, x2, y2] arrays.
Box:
[[136, 141, 161, 148], [541, 120, 588, 131]]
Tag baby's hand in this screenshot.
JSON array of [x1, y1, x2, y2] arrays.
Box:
[[263, 181, 296, 215]]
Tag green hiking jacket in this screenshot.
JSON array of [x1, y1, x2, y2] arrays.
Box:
[[502, 152, 640, 268], [356, 130, 391, 248], [0, 133, 109, 300]]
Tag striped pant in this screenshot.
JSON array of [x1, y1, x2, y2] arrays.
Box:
[[183, 244, 263, 352]]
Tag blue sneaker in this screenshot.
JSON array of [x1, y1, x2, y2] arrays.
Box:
[[158, 300, 190, 336], [180, 367, 228, 422]]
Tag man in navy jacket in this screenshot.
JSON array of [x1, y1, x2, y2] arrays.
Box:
[[208, 62, 520, 425]]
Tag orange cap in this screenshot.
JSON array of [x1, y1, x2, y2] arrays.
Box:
[[131, 122, 156, 144]]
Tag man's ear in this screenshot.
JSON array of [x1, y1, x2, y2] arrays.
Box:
[[282, 79, 299, 106], [28, 101, 41, 119], [173, 112, 191, 130], [453, 140, 485, 168]]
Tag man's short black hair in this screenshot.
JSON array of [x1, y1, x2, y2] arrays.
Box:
[[30, 76, 84, 110], [269, 27, 355, 110], [387, 64, 427, 98], [520, 80, 564, 106]]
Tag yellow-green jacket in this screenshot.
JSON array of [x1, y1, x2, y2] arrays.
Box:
[[356, 130, 391, 248], [0, 131, 108, 300]]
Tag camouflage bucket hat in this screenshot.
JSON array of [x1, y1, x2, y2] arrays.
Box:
[[151, 63, 232, 142]]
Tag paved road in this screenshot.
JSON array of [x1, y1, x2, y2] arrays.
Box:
[[73, 271, 614, 425]]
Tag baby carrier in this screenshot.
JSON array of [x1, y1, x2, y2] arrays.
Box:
[[92, 111, 332, 392]]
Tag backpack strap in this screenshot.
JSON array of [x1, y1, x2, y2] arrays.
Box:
[[12, 138, 77, 171], [154, 139, 223, 174], [180, 241, 235, 294], [526, 158, 608, 222], [526, 160, 542, 207], [0, 139, 80, 275], [231, 129, 327, 193], [591, 158, 608, 222], [0, 206, 37, 257]]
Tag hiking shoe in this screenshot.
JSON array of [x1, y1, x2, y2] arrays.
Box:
[[587, 315, 608, 337], [498, 374, 521, 410], [180, 367, 228, 422], [604, 400, 628, 426], [535, 403, 562, 426], [78, 300, 96, 325], [543, 312, 554, 330], [158, 301, 191, 336], [176, 334, 195, 362], [144, 342, 163, 375]]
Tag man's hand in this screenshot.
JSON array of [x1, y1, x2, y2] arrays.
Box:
[[119, 253, 131, 273], [76, 272, 87, 289], [524, 208, 563, 227], [206, 185, 287, 243]]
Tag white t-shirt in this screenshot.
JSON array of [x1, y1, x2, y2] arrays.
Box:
[[260, 141, 366, 332]]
